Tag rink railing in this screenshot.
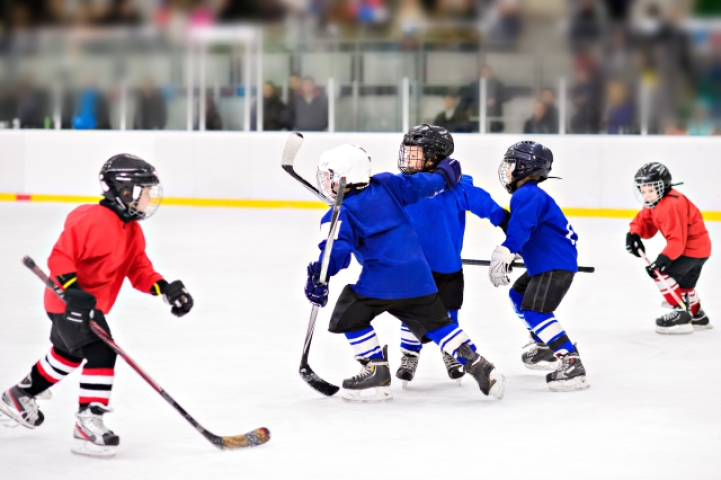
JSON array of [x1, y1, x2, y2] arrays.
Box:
[[0, 130, 719, 220]]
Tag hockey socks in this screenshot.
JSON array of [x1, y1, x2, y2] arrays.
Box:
[[22, 347, 82, 396], [524, 310, 576, 356], [654, 274, 685, 310], [345, 327, 383, 360], [425, 324, 475, 364], [680, 288, 702, 316], [400, 310, 458, 355], [509, 289, 544, 344]]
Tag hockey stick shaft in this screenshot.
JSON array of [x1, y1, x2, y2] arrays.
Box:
[[22, 256, 270, 450], [461, 258, 595, 273], [638, 250, 687, 311], [281, 132, 331, 205]]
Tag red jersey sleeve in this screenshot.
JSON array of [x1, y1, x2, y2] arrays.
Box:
[[48, 207, 113, 278], [629, 208, 658, 239], [658, 197, 688, 260], [126, 226, 163, 293]]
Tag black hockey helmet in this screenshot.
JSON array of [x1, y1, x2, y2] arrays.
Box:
[[499, 141, 554, 193], [633, 162, 681, 208], [99, 154, 162, 221], [398, 124, 454, 174]]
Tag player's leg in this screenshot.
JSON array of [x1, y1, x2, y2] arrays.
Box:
[[519, 271, 589, 391], [653, 257, 705, 334], [0, 339, 82, 429], [510, 273, 558, 371], [674, 257, 710, 330], [434, 270, 465, 382], [392, 295, 504, 399], [72, 319, 120, 457], [329, 286, 392, 402]]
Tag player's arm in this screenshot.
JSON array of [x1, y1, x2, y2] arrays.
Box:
[[501, 189, 542, 254], [384, 158, 462, 206], [306, 209, 356, 306], [127, 232, 194, 317], [462, 181, 509, 227], [626, 209, 656, 257]]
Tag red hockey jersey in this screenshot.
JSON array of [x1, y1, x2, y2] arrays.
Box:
[[44, 204, 163, 314], [629, 189, 711, 260]]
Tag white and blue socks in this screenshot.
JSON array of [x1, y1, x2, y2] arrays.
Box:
[[510, 289, 575, 356], [345, 327, 383, 360], [425, 323, 476, 364]]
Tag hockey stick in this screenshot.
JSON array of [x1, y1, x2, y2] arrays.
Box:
[[281, 132, 331, 205], [299, 177, 347, 397], [637, 250, 687, 311], [21, 256, 270, 450], [462, 258, 595, 273]]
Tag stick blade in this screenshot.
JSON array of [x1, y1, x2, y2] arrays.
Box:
[[281, 132, 304, 167], [300, 364, 340, 396], [221, 427, 271, 450]]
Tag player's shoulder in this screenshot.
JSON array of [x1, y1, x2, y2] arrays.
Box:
[[66, 204, 107, 224], [512, 182, 546, 201], [372, 172, 396, 184]]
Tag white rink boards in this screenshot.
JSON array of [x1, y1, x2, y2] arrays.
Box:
[[0, 203, 719, 479]]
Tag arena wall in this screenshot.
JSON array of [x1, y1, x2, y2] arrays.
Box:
[[0, 131, 718, 219]]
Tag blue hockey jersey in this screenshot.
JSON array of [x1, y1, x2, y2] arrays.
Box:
[[317, 172, 446, 300], [502, 181, 578, 276], [404, 175, 507, 274]]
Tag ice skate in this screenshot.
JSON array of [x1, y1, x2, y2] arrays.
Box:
[[691, 307, 712, 330], [18, 374, 52, 400], [71, 403, 119, 457], [442, 350, 464, 385], [456, 344, 504, 399], [655, 309, 693, 335], [395, 351, 419, 389], [546, 352, 589, 392], [521, 339, 559, 371], [342, 346, 392, 402], [0, 385, 45, 429]]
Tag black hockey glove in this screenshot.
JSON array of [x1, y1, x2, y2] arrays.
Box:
[[646, 254, 672, 279], [434, 158, 462, 189], [305, 262, 329, 307], [498, 209, 511, 235], [626, 232, 645, 257], [160, 280, 194, 317], [63, 288, 97, 325]]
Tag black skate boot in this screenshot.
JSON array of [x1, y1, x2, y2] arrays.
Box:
[[342, 346, 392, 402], [546, 352, 589, 392], [691, 307, 712, 330], [396, 351, 419, 388], [521, 339, 559, 371], [72, 403, 120, 457], [0, 385, 45, 429], [442, 350, 464, 384], [455, 344, 504, 399], [655, 309, 693, 335]]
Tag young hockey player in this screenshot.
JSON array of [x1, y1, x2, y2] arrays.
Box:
[[304, 143, 505, 402], [488, 141, 589, 392], [395, 124, 509, 386], [0, 154, 194, 457], [626, 162, 712, 334]]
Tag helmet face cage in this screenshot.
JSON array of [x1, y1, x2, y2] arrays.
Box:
[[634, 179, 664, 208], [100, 172, 162, 221], [498, 159, 516, 192], [317, 167, 340, 200], [398, 143, 432, 174], [129, 183, 163, 220]]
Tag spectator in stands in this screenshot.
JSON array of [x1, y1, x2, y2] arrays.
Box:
[[458, 65, 506, 132], [569, 0, 602, 52], [687, 100, 717, 136], [604, 79, 635, 134], [570, 65, 602, 134], [523, 101, 554, 134], [71, 76, 110, 130], [292, 76, 328, 131], [98, 0, 142, 26], [0, 82, 16, 127], [204, 97, 223, 131], [133, 78, 167, 130], [251, 81, 288, 131], [16, 76, 49, 129], [433, 90, 470, 133], [540, 87, 559, 133], [284, 72, 302, 130]]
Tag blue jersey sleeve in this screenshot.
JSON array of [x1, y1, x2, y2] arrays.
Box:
[[377, 172, 446, 206], [317, 208, 355, 277], [458, 176, 507, 226], [502, 186, 543, 254]]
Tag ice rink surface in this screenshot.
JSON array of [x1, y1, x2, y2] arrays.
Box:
[[1, 202, 719, 480]]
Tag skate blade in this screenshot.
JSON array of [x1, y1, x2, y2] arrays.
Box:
[[35, 390, 52, 400], [548, 375, 590, 392], [0, 413, 19, 428], [341, 387, 393, 403], [71, 439, 117, 458], [693, 323, 713, 330], [455, 377, 462, 386], [401, 380, 409, 389], [655, 324, 694, 335], [0, 403, 35, 429], [523, 361, 559, 372], [489, 373, 505, 400]]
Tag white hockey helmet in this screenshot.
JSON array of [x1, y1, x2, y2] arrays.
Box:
[[317, 144, 372, 200]]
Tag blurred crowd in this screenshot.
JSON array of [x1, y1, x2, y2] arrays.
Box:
[[0, 0, 719, 134]]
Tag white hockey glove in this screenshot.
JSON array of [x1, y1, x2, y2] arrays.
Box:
[[489, 246, 516, 287]]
